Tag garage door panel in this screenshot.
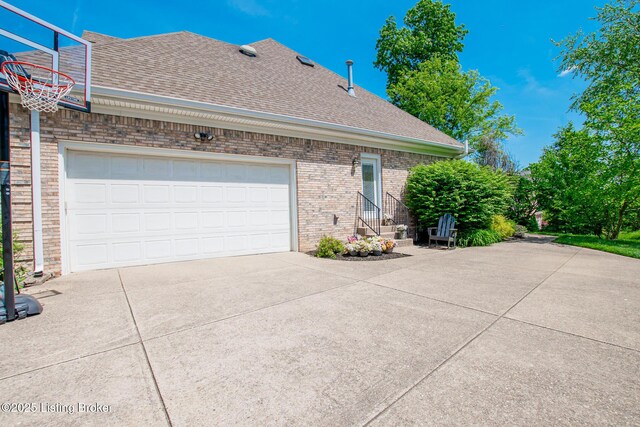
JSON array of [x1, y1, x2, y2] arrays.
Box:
[[68, 153, 110, 179], [226, 211, 246, 227], [143, 158, 171, 178], [270, 187, 289, 203], [65, 150, 292, 272], [110, 156, 139, 178], [201, 186, 224, 203], [112, 242, 142, 263], [71, 183, 107, 205], [175, 185, 198, 203], [112, 213, 141, 233], [144, 213, 172, 232], [175, 212, 199, 230], [111, 184, 140, 204], [145, 240, 172, 259]]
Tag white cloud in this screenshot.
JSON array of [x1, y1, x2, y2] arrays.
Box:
[[71, 0, 81, 33], [558, 67, 576, 78], [518, 68, 555, 97], [226, 0, 270, 17]]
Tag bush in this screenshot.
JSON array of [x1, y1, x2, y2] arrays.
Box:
[[458, 229, 502, 247], [315, 236, 345, 259], [0, 230, 27, 286], [490, 215, 516, 240], [526, 216, 540, 232], [405, 160, 513, 231]]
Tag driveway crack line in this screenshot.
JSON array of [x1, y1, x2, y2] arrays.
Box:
[[0, 341, 140, 382], [117, 269, 174, 427], [363, 248, 583, 426], [503, 316, 640, 354], [363, 280, 499, 317], [143, 281, 362, 343]]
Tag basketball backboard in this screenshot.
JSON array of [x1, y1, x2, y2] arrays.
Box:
[[0, 1, 91, 112]]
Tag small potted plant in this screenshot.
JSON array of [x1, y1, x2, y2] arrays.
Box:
[[382, 213, 393, 226], [396, 224, 408, 239], [383, 238, 396, 253], [372, 241, 383, 256], [357, 240, 370, 257], [345, 243, 358, 256]]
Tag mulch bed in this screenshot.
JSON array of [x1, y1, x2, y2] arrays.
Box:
[[307, 251, 411, 261]]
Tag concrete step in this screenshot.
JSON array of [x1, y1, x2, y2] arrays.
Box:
[[395, 238, 414, 248], [357, 226, 397, 235]]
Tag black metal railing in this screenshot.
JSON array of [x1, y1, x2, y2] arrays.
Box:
[[356, 191, 381, 236], [384, 192, 412, 237]]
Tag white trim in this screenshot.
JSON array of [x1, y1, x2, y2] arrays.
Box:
[[57, 143, 68, 274], [91, 86, 463, 157], [30, 110, 44, 273], [57, 141, 298, 274]]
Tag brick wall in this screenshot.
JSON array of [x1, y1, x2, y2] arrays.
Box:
[[9, 103, 441, 275]]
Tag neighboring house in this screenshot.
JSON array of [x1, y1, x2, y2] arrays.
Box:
[[9, 30, 464, 275]]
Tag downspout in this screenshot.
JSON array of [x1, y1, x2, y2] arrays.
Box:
[[30, 110, 44, 276], [456, 140, 470, 159]]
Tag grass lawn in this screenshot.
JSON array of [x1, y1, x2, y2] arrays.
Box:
[[534, 232, 640, 259]]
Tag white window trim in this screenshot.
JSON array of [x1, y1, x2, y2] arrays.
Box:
[[58, 141, 298, 274]]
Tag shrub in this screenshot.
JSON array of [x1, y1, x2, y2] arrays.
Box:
[[405, 160, 513, 231], [526, 216, 540, 232], [490, 215, 516, 240], [0, 230, 27, 286], [315, 236, 345, 259], [458, 229, 502, 247]]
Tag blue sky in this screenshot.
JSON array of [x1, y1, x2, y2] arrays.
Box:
[[10, 0, 605, 166]]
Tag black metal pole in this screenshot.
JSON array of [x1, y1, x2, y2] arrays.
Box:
[[0, 91, 15, 321]]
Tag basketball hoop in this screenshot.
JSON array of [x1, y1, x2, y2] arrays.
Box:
[[1, 61, 75, 113]]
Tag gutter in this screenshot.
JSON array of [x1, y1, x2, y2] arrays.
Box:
[[91, 86, 465, 156]]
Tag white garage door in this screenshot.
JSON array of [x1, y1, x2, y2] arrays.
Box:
[[64, 150, 292, 272]]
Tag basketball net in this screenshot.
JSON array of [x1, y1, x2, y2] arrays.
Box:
[[1, 61, 75, 113]]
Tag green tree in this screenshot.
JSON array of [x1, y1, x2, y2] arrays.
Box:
[[549, 0, 640, 238], [530, 126, 608, 236], [374, 0, 468, 88], [375, 1, 520, 170], [508, 174, 538, 226]]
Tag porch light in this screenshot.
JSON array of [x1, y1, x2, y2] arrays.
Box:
[[351, 155, 360, 166]]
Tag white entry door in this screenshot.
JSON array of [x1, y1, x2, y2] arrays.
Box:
[[63, 149, 292, 272], [361, 155, 381, 211]]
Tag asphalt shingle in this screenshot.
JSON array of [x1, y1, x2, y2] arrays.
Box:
[[83, 31, 463, 148]]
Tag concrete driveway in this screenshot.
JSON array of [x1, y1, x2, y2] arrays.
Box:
[[1, 236, 639, 426]]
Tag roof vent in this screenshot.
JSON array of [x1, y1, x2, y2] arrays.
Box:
[[296, 55, 314, 67], [239, 45, 257, 57], [346, 60, 355, 97]]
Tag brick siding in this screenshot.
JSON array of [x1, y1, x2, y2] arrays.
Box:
[[9, 103, 440, 275]]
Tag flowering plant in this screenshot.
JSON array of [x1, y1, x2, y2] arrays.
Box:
[[396, 224, 408, 232], [372, 242, 383, 252], [382, 238, 396, 250], [347, 235, 360, 243], [355, 240, 371, 252]]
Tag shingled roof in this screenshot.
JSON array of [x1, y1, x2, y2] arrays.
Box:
[[82, 31, 462, 149]]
